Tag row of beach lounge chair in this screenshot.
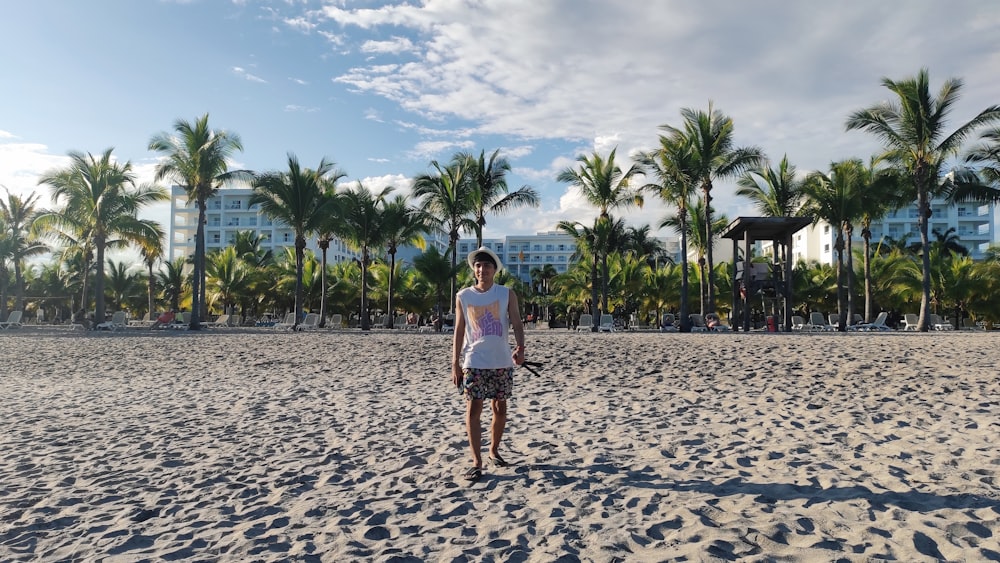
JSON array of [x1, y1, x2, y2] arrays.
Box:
[[792, 311, 960, 332]]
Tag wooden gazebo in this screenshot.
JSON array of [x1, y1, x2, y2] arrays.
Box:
[[720, 216, 812, 332]]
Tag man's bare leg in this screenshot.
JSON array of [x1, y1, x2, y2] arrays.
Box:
[[489, 399, 507, 458], [466, 399, 484, 468]]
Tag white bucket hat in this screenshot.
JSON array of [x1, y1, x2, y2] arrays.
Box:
[[466, 246, 504, 271]]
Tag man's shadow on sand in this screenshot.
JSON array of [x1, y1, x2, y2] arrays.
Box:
[[490, 462, 1000, 561]]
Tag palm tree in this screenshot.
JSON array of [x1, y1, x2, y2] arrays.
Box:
[[801, 160, 867, 331], [669, 198, 728, 314], [846, 68, 1000, 331], [854, 157, 907, 322], [557, 148, 643, 318], [332, 183, 391, 330], [412, 246, 455, 330], [205, 246, 253, 317], [640, 135, 698, 331], [149, 113, 249, 330], [136, 225, 166, 320], [250, 154, 340, 330], [104, 259, 145, 314], [736, 154, 804, 218], [460, 149, 540, 247], [37, 148, 167, 324], [413, 159, 476, 313], [157, 257, 188, 313], [311, 171, 348, 328], [0, 219, 13, 318], [556, 219, 600, 331], [1, 188, 46, 312], [661, 103, 764, 314], [380, 194, 427, 328]]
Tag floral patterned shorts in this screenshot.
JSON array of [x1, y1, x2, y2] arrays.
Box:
[[462, 367, 514, 401]]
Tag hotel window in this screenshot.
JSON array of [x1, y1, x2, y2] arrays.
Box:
[[230, 200, 242, 209], [958, 207, 968, 217], [824, 244, 830, 253], [496, 244, 503, 253], [212, 233, 220, 244], [823, 225, 830, 234], [546, 244, 553, 251], [283, 232, 290, 242]]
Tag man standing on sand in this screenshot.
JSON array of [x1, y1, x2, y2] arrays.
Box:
[[452, 246, 525, 483]]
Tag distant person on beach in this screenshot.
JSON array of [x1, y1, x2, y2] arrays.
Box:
[[452, 247, 525, 483], [150, 310, 175, 330], [74, 309, 91, 330]]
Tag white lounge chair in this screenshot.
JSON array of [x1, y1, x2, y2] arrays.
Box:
[[329, 314, 344, 329], [0, 310, 23, 330], [791, 315, 807, 331], [206, 314, 231, 328], [688, 314, 709, 332], [576, 313, 594, 332], [901, 313, 919, 331], [96, 311, 127, 332], [930, 314, 954, 331], [296, 313, 320, 331], [598, 314, 614, 332], [273, 312, 296, 330], [128, 312, 157, 328], [852, 311, 890, 332], [807, 312, 835, 331]]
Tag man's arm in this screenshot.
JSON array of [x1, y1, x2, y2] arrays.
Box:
[[507, 289, 525, 365]]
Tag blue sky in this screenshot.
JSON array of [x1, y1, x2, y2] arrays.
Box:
[[3, 0, 1000, 242]]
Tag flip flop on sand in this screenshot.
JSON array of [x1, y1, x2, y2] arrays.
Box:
[[462, 466, 482, 482], [489, 454, 508, 467]]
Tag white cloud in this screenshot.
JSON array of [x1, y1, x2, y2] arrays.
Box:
[[360, 36, 415, 55], [283, 16, 316, 33], [289, 77, 308, 85], [407, 140, 475, 160], [232, 66, 267, 83], [284, 104, 319, 112]]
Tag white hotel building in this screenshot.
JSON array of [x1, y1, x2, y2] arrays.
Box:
[[785, 198, 996, 265], [168, 186, 361, 263]]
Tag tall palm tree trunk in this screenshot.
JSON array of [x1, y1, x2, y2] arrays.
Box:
[[845, 225, 855, 328], [703, 185, 716, 314], [94, 236, 107, 322], [360, 248, 371, 331], [294, 238, 305, 330], [386, 252, 397, 329], [14, 261, 25, 312], [448, 233, 458, 314], [590, 253, 599, 332], [191, 200, 207, 330], [679, 212, 690, 332], [835, 232, 846, 331], [318, 241, 329, 328], [862, 232, 873, 323], [147, 261, 156, 317], [917, 187, 932, 332]]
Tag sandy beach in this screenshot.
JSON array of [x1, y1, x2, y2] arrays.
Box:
[[1, 328, 998, 561]]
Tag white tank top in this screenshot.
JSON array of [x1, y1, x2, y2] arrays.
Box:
[[457, 284, 512, 369]]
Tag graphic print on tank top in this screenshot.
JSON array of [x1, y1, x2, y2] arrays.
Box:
[[468, 300, 503, 341]]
